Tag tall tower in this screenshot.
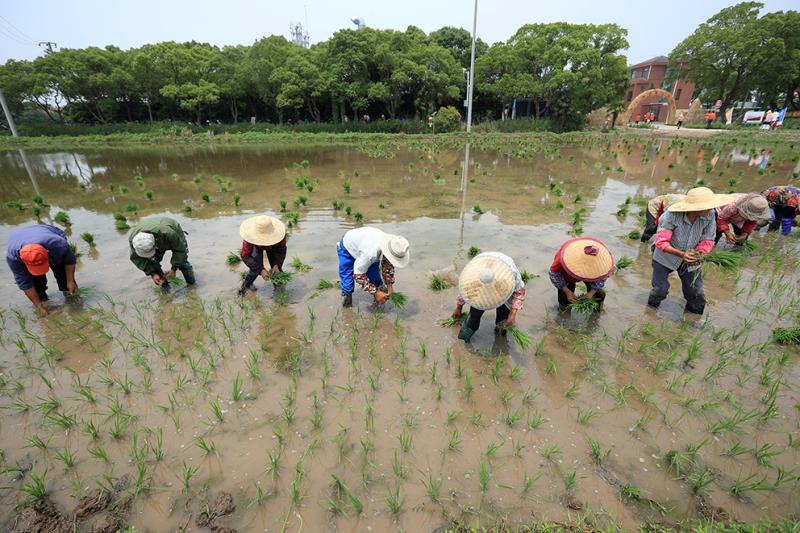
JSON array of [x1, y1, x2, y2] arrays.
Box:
[[289, 22, 309, 48]]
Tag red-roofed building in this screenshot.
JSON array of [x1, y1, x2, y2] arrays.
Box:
[[626, 56, 695, 122]]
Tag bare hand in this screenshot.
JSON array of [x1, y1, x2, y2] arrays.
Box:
[[725, 233, 737, 244], [152, 274, 165, 286], [563, 289, 578, 303], [503, 317, 516, 329], [452, 307, 463, 318], [375, 290, 389, 305], [165, 269, 176, 279], [36, 304, 48, 317], [683, 250, 699, 265], [66, 280, 78, 295], [261, 268, 270, 281]]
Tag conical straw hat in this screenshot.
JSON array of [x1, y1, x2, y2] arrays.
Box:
[[239, 215, 286, 246], [560, 238, 614, 282], [458, 255, 515, 310], [668, 187, 733, 212]]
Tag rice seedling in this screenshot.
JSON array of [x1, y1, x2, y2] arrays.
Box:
[[195, 436, 218, 455], [398, 430, 413, 452], [269, 271, 293, 286], [201, 193, 210, 202], [568, 297, 599, 314], [546, 357, 557, 375], [699, 250, 745, 272], [505, 408, 523, 427], [627, 229, 642, 240], [54, 211, 71, 226], [388, 292, 407, 309], [563, 470, 577, 492], [478, 459, 491, 493], [473, 204, 483, 214], [291, 256, 311, 272], [342, 179, 351, 194], [542, 444, 561, 462], [564, 381, 579, 399], [428, 273, 450, 291], [225, 251, 241, 266], [620, 483, 642, 500], [386, 480, 403, 515], [182, 461, 198, 494], [54, 448, 76, 469], [294, 195, 307, 207], [21, 464, 47, 500], [353, 212, 364, 222], [576, 408, 600, 425], [441, 314, 465, 327], [615, 256, 633, 270], [506, 326, 531, 350], [26, 435, 48, 450], [88, 445, 109, 462], [772, 327, 800, 345], [80, 232, 96, 247], [468, 246, 480, 258], [232, 372, 245, 401]]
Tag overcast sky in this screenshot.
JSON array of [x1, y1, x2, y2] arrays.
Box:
[[1, 0, 796, 64]]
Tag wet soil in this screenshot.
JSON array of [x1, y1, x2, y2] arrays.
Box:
[[0, 136, 798, 532]]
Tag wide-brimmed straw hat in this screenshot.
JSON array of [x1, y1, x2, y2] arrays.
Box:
[[668, 187, 733, 212], [380, 233, 410, 268], [239, 215, 286, 246], [559, 238, 614, 282], [458, 255, 515, 310], [735, 193, 771, 221]]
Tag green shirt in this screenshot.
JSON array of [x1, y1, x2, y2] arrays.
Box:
[[128, 217, 189, 276]]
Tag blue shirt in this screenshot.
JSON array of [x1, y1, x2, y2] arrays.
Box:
[[5, 224, 76, 290]]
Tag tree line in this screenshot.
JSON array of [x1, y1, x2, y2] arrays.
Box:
[[0, 24, 629, 130]]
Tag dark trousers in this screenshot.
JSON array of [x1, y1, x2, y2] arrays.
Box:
[[557, 282, 606, 310], [714, 224, 743, 244], [648, 259, 705, 314], [466, 304, 510, 331], [641, 211, 658, 242], [767, 205, 797, 232], [705, 120, 713, 129], [32, 263, 68, 298]]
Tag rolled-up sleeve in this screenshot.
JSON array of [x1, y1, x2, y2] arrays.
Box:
[[509, 287, 525, 310]]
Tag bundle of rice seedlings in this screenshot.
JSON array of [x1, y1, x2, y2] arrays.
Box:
[[441, 315, 466, 327], [80, 232, 96, 247], [429, 274, 450, 291], [627, 230, 642, 240], [741, 240, 757, 254], [506, 327, 531, 350], [568, 298, 599, 315], [615, 256, 633, 270], [165, 276, 185, 287], [468, 246, 480, 258], [388, 292, 407, 309], [773, 327, 800, 345], [316, 279, 336, 290], [520, 270, 537, 283], [225, 252, 241, 266], [699, 250, 745, 272], [270, 271, 293, 286]]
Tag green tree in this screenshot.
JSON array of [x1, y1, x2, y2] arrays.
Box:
[[429, 26, 488, 70], [752, 10, 800, 109], [668, 2, 784, 114], [476, 23, 629, 129], [247, 36, 296, 122], [271, 45, 325, 122], [160, 80, 220, 124]]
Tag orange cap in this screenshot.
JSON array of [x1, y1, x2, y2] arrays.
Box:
[[19, 244, 49, 276]]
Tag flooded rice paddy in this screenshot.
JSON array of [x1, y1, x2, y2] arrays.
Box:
[[0, 134, 799, 532]]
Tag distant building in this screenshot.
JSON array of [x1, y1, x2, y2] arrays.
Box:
[[626, 56, 695, 122]]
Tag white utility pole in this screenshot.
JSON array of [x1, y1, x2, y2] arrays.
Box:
[[465, 0, 478, 133], [0, 89, 19, 137]]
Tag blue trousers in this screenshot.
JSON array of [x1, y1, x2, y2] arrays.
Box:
[[337, 241, 382, 295]]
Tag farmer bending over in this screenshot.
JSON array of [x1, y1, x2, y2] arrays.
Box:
[[337, 226, 410, 307], [641, 194, 684, 242], [648, 187, 731, 314], [6, 224, 78, 316], [762, 186, 799, 236], [452, 252, 525, 343], [549, 238, 613, 313], [715, 193, 771, 244], [129, 217, 195, 286], [238, 215, 287, 295]]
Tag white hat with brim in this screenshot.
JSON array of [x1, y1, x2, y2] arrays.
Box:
[[668, 187, 733, 212], [380, 233, 410, 268], [458, 255, 515, 310], [132, 232, 156, 258], [239, 215, 286, 246], [735, 193, 772, 221]]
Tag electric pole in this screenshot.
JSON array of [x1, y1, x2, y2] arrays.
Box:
[[0, 89, 19, 137], [465, 0, 478, 133], [38, 41, 57, 54]]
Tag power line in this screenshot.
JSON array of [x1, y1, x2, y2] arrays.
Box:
[[0, 25, 35, 46], [0, 15, 37, 44]]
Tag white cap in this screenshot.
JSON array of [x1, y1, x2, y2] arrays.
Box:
[[132, 232, 156, 258]]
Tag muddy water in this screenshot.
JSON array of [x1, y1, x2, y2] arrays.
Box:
[[0, 136, 799, 532]]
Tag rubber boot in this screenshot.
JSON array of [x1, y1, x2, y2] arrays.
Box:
[[781, 217, 793, 236], [684, 302, 705, 315], [342, 293, 353, 308], [237, 283, 256, 296], [458, 324, 476, 343]]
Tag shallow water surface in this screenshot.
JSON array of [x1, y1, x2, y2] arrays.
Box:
[[0, 137, 798, 531]]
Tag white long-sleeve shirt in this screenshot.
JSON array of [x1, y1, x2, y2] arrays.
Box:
[[342, 226, 386, 275]]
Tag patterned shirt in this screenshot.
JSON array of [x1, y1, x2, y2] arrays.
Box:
[[716, 193, 757, 235], [762, 186, 800, 215], [355, 258, 395, 295], [653, 210, 716, 271], [342, 227, 397, 294], [456, 252, 525, 310]]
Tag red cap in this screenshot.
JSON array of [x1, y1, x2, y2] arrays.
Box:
[[19, 244, 49, 276]]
